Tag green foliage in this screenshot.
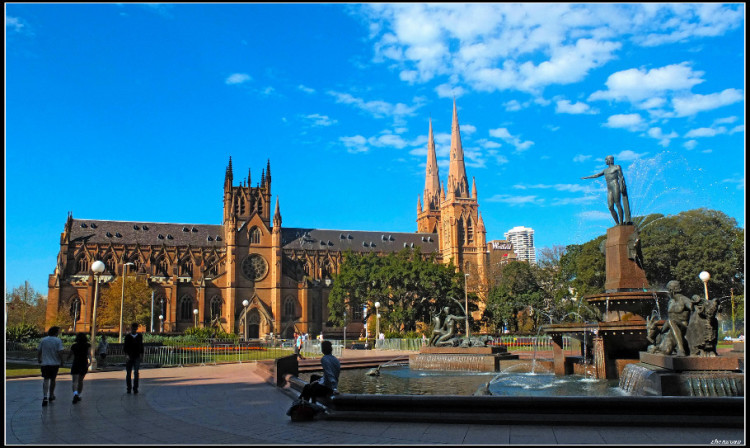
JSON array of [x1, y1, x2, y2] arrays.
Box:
[[183, 326, 238, 341], [328, 248, 469, 333], [6, 323, 42, 342], [639, 208, 744, 298], [6, 281, 47, 331], [486, 261, 545, 333], [98, 276, 154, 329]]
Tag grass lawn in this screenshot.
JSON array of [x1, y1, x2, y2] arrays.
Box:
[[6, 362, 71, 378]]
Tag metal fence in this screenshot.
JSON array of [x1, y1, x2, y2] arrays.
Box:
[[6, 339, 343, 368]]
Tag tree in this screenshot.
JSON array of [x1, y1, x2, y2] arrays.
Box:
[[6, 281, 47, 331], [486, 261, 544, 333], [98, 276, 153, 331], [328, 248, 467, 334], [639, 208, 744, 299]]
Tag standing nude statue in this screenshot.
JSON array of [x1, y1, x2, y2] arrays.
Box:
[[581, 155, 632, 225]]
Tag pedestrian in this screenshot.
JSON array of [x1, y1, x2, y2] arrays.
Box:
[[295, 333, 303, 356], [37, 326, 64, 407], [97, 334, 109, 368], [67, 333, 91, 403], [299, 340, 340, 404], [123, 322, 144, 394]]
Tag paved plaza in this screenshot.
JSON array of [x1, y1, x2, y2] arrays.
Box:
[[5, 357, 745, 446]]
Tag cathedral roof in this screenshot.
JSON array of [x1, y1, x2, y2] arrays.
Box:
[[282, 228, 439, 254], [68, 219, 225, 247]]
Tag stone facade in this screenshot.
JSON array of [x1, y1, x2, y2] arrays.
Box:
[[46, 102, 490, 338]]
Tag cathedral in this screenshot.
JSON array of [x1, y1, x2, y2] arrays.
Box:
[[45, 101, 489, 339]]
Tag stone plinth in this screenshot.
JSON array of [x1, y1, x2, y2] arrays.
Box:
[[604, 225, 649, 291], [639, 352, 743, 371], [619, 352, 744, 396], [410, 346, 518, 372]]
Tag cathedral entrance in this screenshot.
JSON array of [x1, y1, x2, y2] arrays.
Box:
[[246, 309, 260, 339]]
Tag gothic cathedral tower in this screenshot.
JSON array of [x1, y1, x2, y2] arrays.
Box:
[[418, 101, 488, 294]]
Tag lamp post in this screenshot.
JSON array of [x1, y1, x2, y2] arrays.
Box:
[[730, 288, 735, 337], [374, 301, 380, 346], [159, 315, 164, 333], [464, 273, 470, 340], [699, 271, 711, 301], [343, 311, 347, 352], [242, 300, 250, 340], [119, 262, 134, 343], [193, 308, 199, 328], [89, 260, 105, 371]]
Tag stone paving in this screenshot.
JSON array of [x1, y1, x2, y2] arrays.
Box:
[[5, 354, 745, 446]]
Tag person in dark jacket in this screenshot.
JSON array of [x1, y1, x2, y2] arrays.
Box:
[[67, 333, 91, 403], [123, 323, 144, 394]]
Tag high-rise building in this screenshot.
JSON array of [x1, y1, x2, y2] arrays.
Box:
[[504, 226, 536, 264]]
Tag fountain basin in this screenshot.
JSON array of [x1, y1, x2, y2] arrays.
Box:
[[586, 290, 669, 322], [409, 346, 519, 372]]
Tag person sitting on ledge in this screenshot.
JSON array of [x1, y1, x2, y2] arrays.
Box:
[[299, 340, 340, 404]]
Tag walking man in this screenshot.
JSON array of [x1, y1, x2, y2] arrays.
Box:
[[124, 322, 144, 394], [37, 326, 64, 406]]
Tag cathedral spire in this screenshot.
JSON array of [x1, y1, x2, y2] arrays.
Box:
[[418, 196, 423, 214], [447, 99, 469, 198], [266, 159, 271, 185], [273, 196, 282, 228], [472, 176, 477, 199], [225, 156, 234, 189], [423, 118, 441, 210]]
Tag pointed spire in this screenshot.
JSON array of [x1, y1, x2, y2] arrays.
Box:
[[266, 159, 271, 184], [248, 167, 252, 187], [260, 168, 266, 187], [423, 118, 441, 210], [472, 177, 477, 199], [418, 196, 423, 214], [447, 99, 469, 198], [440, 180, 446, 201], [273, 196, 282, 227], [225, 156, 234, 188]]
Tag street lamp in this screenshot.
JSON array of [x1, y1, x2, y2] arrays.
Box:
[[242, 300, 250, 340], [343, 311, 347, 352], [89, 260, 105, 371], [464, 273, 470, 341], [119, 262, 134, 343], [374, 301, 380, 345], [699, 271, 710, 301], [159, 315, 164, 333], [193, 308, 199, 328]]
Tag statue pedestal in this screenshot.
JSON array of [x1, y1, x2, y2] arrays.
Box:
[[410, 346, 518, 372], [604, 225, 649, 291], [619, 352, 744, 396]]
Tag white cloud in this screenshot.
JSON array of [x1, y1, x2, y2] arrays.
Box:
[[729, 125, 744, 134], [460, 124, 476, 135], [489, 127, 534, 152], [646, 127, 678, 147], [225, 73, 252, 85], [340, 135, 368, 153], [361, 4, 742, 96], [589, 63, 704, 105], [556, 99, 596, 114], [603, 113, 645, 131], [486, 194, 544, 206], [327, 91, 422, 124], [683, 140, 698, 150], [303, 114, 337, 127], [435, 83, 466, 98], [503, 100, 524, 111], [573, 154, 592, 163], [298, 85, 316, 94], [6, 16, 26, 33], [672, 88, 744, 117], [721, 176, 744, 191], [684, 127, 726, 138], [614, 149, 647, 161], [578, 210, 612, 221]]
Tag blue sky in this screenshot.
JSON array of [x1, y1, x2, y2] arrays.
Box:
[[5, 4, 745, 295]]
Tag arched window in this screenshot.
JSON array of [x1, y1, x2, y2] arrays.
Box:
[[284, 297, 296, 320], [76, 255, 89, 274], [69, 297, 81, 322], [249, 227, 261, 245], [234, 195, 245, 215], [179, 295, 194, 321], [467, 217, 474, 244], [457, 217, 465, 247], [156, 256, 169, 277], [104, 255, 116, 274], [210, 296, 222, 320], [180, 258, 193, 277]]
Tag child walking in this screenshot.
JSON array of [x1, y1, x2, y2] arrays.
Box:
[[67, 333, 91, 403]]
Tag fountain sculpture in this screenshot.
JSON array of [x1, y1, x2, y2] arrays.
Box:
[[410, 304, 518, 372]]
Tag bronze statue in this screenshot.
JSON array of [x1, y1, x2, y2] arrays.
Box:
[[647, 280, 700, 356], [581, 155, 632, 225], [428, 306, 463, 347], [685, 295, 719, 357]]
